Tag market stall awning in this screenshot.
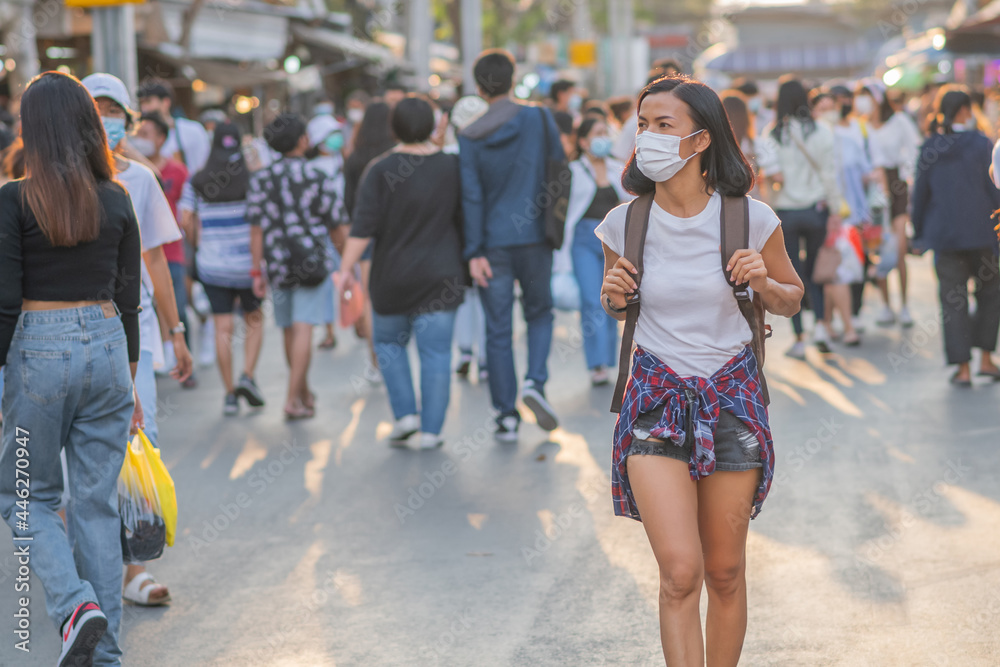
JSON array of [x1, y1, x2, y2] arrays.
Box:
[[702, 40, 874, 76], [154, 0, 289, 62], [146, 45, 288, 87], [946, 0, 1000, 54], [291, 23, 402, 69]]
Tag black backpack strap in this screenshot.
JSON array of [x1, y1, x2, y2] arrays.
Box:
[[610, 193, 654, 413], [720, 195, 770, 405]]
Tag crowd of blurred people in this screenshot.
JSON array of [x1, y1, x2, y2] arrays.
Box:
[[1, 46, 999, 664]]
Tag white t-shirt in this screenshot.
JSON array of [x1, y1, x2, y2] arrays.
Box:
[[162, 117, 211, 174], [117, 160, 183, 362], [868, 112, 922, 181], [595, 192, 781, 378]]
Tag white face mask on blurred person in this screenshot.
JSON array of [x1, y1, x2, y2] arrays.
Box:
[[635, 129, 703, 182], [130, 136, 158, 158], [820, 110, 840, 126], [854, 95, 874, 116], [347, 108, 364, 124]]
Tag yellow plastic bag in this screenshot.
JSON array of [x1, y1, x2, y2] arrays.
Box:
[[118, 430, 178, 561]]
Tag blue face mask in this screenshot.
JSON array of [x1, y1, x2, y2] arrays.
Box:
[[324, 132, 344, 153], [589, 136, 613, 158], [102, 117, 126, 149]]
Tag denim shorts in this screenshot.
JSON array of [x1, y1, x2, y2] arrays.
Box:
[[628, 409, 762, 472], [271, 283, 330, 328]]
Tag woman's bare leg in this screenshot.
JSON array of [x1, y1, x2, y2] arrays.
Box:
[[698, 469, 760, 667], [628, 455, 704, 667], [893, 214, 909, 306]]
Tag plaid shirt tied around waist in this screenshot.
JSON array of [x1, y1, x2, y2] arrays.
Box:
[[612, 345, 775, 522]]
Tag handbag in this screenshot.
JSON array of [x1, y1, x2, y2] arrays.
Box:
[[537, 107, 571, 249], [119, 430, 177, 561], [812, 244, 842, 284]]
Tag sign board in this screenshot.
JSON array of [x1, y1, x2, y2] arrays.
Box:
[[569, 40, 597, 68]]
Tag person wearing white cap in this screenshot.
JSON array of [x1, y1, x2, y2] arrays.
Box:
[[82, 72, 191, 608], [306, 114, 348, 350]]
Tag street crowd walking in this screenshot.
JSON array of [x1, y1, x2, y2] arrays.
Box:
[[1, 43, 1000, 666]]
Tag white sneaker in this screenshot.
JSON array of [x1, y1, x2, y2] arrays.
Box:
[[388, 414, 420, 445], [875, 305, 896, 327], [813, 322, 831, 353], [495, 414, 520, 443], [851, 316, 866, 334], [785, 341, 807, 360], [590, 367, 610, 386], [899, 306, 914, 328], [198, 318, 216, 367], [521, 382, 559, 431], [415, 432, 444, 450]]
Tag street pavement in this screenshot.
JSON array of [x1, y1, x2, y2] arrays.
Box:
[[3, 254, 1000, 666]]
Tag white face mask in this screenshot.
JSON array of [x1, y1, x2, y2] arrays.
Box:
[[635, 129, 703, 182], [347, 108, 365, 124], [819, 110, 840, 126], [854, 95, 874, 116]]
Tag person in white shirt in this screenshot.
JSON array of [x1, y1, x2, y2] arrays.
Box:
[[856, 81, 923, 327], [557, 117, 631, 385], [596, 75, 803, 667], [137, 79, 211, 174], [755, 78, 843, 359], [83, 73, 193, 609]]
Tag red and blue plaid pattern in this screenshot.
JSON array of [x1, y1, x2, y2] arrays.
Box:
[[612, 345, 774, 521]]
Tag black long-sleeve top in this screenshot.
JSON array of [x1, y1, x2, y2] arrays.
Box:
[[0, 179, 142, 365]]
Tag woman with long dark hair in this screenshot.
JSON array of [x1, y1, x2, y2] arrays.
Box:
[[597, 76, 803, 665], [0, 71, 141, 666], [912, 86, 1000, 386], [756, 77, 843, 359], [180, 122, 266, 415], [341, 101, 395, 377], [860, 82, 923, 327], [557, 116, 630, 385]]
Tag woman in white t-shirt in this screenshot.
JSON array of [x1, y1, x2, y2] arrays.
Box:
[[596, 76, 803, 665], [857, 83, 923, 326]]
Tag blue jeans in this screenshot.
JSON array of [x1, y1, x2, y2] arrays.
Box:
[[480, 243, 554, 415], [0, 306, 134, 666], [572, 217, 619, 370], [373, 308, 457, 435], [778, 206, 827, 336], [135, 349, 158, 447], [167, 261, 190, 348]]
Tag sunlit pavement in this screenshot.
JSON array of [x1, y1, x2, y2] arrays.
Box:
[[3, 254, 999, 666]]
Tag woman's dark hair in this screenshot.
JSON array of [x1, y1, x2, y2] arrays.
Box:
[[622, 76, 754, 197], [473, 49, 515, 97], [350, 102, 395, 164], [772, 77, 815, 142], [575, 117, 601, 156], [190, 122, 249, 203], [139, 111, 170, 139], [721, 92, 752, 145], [929, 85, 972, 135], [19, 71, 115, 247], [877, 94, 895, 124], [2, 137, 24, 180], [391, 95, 435, 143]]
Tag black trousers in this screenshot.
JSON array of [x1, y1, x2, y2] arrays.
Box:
[[935, 247, 1000, 364]]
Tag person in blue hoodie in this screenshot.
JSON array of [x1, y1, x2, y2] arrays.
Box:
[[458, 49, 567, 442], [911, 86, 1000, 386]]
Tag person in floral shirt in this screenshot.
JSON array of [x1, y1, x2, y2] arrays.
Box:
[[246, 113, 345, 419]]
